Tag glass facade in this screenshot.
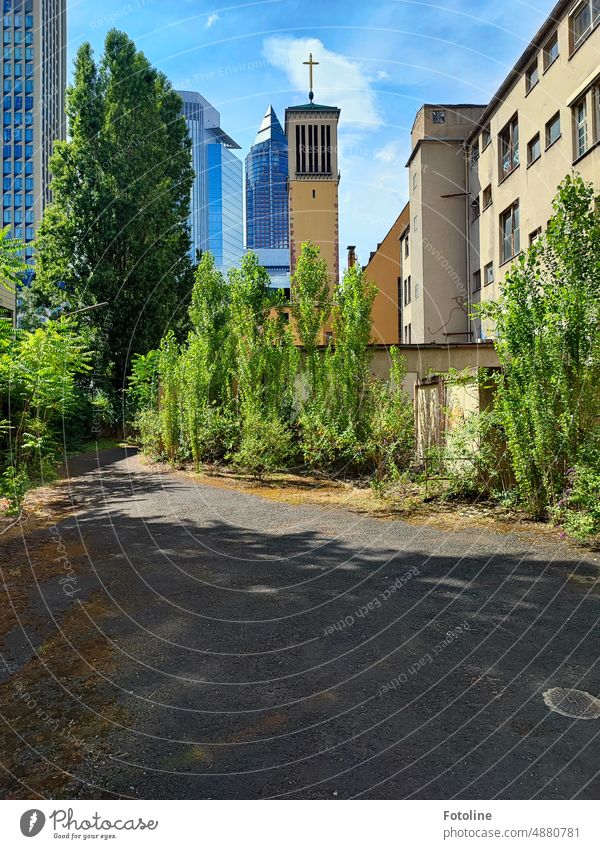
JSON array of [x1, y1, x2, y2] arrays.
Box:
[[1, 0, 66, 318], [245, 105, 289, 287], [207, 143, 243, 270], [178, 89, 244, 272], [245, 105, 288, 250], [3, 2, 35, 266]]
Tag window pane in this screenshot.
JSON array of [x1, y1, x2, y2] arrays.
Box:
[[574, 5, 591, 42]]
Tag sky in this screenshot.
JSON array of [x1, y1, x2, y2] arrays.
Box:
[[67, 0, 552, 263]]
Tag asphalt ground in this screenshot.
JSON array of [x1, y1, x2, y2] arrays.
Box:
[[1, 448, 599, 799]]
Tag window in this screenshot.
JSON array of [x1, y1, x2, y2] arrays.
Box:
[[574, 98, 588, 158], [527, 133, 541, 165], [413, 171, 417, 190], [472, 269, 481, 292], [413, 215, 418, 231], [481, 124, 491, 149], [484, 262, 494, 286], [432, 110, 446, 124], [529, 227, 542, 245], [404, 235, 409, 258], [404, 276, 411, 305], [543, 32, 559, 70], [570, 0, 600, 51], [482, 184, 492, 210], [500, 201, 520, 264], [525, 59, 539, 93], [545, 112, 561, 148], [471, 197, 480, 222], [471, 144, 479, 166], [404, 323, 412, 344], [499, 115, 519, 178]]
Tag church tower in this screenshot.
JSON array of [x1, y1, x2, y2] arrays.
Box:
[[285, 54, 340, 289]]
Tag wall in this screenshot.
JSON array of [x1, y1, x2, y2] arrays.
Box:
[[288, 179, 339, 289]]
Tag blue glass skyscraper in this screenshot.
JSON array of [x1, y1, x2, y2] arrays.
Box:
[[245, 105, 290, 288], [177, 90, 244, 273], [1, 0, 67, 320]]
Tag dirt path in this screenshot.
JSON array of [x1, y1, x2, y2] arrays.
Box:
[[1, 448, 599, 799]]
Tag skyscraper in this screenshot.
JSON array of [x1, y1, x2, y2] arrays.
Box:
[[177, 90, 244, 273], [1, 0, 67, 320], [245, 105, 290, 288]]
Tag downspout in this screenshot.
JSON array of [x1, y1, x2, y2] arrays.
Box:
[[463, 140, 472, 343]]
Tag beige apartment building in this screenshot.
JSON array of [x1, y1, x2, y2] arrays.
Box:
[[466, 0, 600, 340], [397, 0, 600, 347]]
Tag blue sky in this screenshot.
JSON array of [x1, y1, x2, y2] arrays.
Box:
[[67, 0, 552, 261]]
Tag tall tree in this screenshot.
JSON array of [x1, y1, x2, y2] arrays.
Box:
[[32, 31, 194, 387]]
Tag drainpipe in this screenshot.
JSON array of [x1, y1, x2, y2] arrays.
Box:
[[463, 142, 472, 342]]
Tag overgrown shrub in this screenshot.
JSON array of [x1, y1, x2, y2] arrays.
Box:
[[232, 405, 295, 480], [479, 176, 600, 523], [128, 245, 415, 485], [0, 317, 91, 513]]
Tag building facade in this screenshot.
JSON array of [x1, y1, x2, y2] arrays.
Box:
[[363, 202, 410, 345], [400, 0, 600, 347], [403, 105, 485, 345], [285, 101, 340, 290], [207, 141, 243, 271], [466, 0, 600, 341], [245, 105, 290, 289], [177, 90, 244, 272], [1, 0, 67, 320]]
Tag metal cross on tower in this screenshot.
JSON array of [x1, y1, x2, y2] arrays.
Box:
[[303, 53, 319, 102]]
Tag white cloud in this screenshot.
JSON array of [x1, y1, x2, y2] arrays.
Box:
[[205, 13, 219, 28], [261, 36, 381, 129], [374, 140, 405, 165], [375, 70, 390, 80]]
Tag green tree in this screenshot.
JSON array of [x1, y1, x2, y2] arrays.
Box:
[[480, 175, 600, 519], [290, 242, 331, 396], [32, 31, 194, 387]]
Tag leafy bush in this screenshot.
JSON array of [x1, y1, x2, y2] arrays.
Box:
[[135, 408, 164, 461], [232, 406, 295, 480], [0, 316, 91, 512]]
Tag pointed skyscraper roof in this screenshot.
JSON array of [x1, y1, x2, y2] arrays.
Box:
[[253, 105, 286, 146]]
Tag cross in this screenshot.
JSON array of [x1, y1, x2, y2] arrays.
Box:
[[303, 52, 319, 102]]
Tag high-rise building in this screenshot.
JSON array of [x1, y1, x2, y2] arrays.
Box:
[[245, 105, 290, 288], [207, 142, 243, 271], [1, 0, 67, 321], [177, 90, 244, 273]]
